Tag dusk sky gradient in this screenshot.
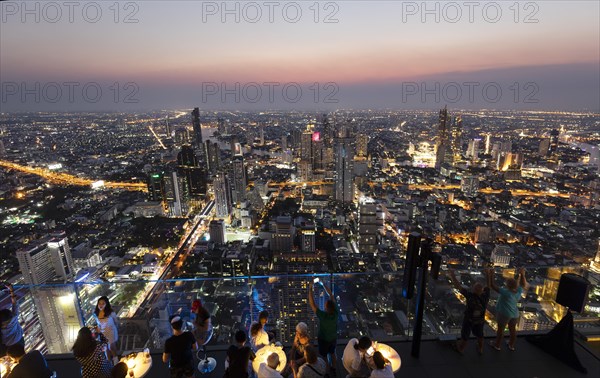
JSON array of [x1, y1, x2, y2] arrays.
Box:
[[1, 0, 599, 111]]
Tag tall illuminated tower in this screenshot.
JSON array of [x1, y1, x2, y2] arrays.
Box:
[[334, 137, 355, 203]]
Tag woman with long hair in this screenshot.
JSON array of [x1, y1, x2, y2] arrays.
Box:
[[93, 296, 120, 363], [72, 327, 112, 378]]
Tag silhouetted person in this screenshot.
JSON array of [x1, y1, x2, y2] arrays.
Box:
[[110, 362, 128, 378], [163, 315, 198, 378], [73, 326, 113, 378], [0, 283, 24, 357], [448, 269, 491, 354], [308, 280, 338, 374], [6, 343, 52, 378], [225, 330, 255, 378]]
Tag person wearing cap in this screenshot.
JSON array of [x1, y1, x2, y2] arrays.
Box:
[[257, 352, 283, 378], [163, 315, 198, 378], [191, 299, 212, 346], [342, 336, 373, 378]]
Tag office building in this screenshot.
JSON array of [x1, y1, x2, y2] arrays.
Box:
[[334, 137, 355, 203]]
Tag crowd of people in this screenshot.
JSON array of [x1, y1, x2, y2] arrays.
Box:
[[0, 268, 531, 377]]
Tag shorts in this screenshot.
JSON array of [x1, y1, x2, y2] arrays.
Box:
[[170, 361, 195, 378], [496, 312, 519, 328], [318, 338, 336, 357], [461, 318, 484, 340]]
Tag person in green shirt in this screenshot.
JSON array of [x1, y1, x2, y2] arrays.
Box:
[[308, 279, 338, 375]]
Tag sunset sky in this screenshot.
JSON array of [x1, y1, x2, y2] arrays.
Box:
[[2, 1, 599, 110]]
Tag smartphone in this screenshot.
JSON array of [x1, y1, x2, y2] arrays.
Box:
[[313, 277, 320, 284]]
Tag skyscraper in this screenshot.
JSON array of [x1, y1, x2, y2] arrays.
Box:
[[147, 172, 165, 202], [358, 202, 378, 254], [16, 233, 82, 354], [206, 141, 221, 174], [177, 144, 207, 200], [214, 173, 232, 219], [334, 137, 355, 203], [466, 139, 480, 161], [435, 107, 462, 169], [191, 107, 203, 150], [231, 147, 247, 205], [209, 219, 226, 245], [549, 129, 560, 154], [17, 232, 74, 284]]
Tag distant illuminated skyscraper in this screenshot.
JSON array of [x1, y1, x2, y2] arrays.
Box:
[[0, 139, 5, 155], [334, 137, 355, 203], [17, 232, 74, 284], [358, 202, 378, 254], [147, 172, 165, 202], [177, 144, 206, 200], [231, 153, 247, 205], [549, 129, 560, 154], [165, 115, 171, 138], [192, 107, 203, 150], [485, 134, 492, 155], [356, 134, 368, 158], [539, 139, 551, 157], [214, 173, 232, 219], [467, 139, 480, 161], [435, 107, 462, 169]]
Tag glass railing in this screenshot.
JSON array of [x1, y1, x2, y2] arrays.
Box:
[[2, 267, 599, 357]]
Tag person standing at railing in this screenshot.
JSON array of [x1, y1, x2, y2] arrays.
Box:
[[73, 326, 113, 378], [191, 299, 212, 346], [93, 296, 120, 364], [0, 283, 24, 358], [308, 279, 338, 376], [447, 269, 491, 355], [489, 267, 529, 351], [163, 315, 198, 378]]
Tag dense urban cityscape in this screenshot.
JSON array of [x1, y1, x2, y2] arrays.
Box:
[[1, 0, 599, 377], [0, 108, 599, 361]]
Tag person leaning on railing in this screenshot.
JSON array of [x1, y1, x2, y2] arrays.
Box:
[[489, 267, 529, 352], [308, 280, 339, 375], [0, 283, 25, 358]]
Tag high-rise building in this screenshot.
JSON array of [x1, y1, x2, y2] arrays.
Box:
[[165, 115, 171, 138], [334, 137, 355, 203], [16, 233, 82, 354], [0, 139, 5, 156], [484, 134, 492, 155], [466, 139, 480, 161], [539, 139, 551, 157], [358, 203, 379, 254], [301, 128, 314, 164], [273, 216, 294, 253], [231, 154, 247, 205], [177, 144, 206, 200], [461, 175, 479, 197], [209, 219, 226, 245], [191, 107, 203, 150], [214, 173, 232, 219], [147, 172, 165, 202], [435, 107, 462, 169], [34, 285, 84, 354], [174, 128, 190, 145], [301, 229, 316, 253], [17, 232, 74, 284], [356, 134, 368, 158], [164, 171, 186, 216], [549, 129, 559, 154], [206, 141, 221, 174], [217, 117, 228, 135]]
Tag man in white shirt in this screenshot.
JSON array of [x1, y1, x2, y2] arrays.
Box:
[[342, 337, 373, 377]]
